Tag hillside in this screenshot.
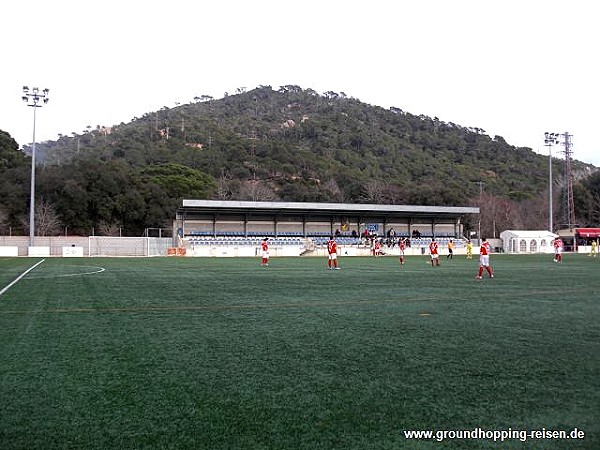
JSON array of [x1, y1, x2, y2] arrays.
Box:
[[2, 85, 599, 236]]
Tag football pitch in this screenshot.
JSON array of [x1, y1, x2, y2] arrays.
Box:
[[0, 254, 598, 449]]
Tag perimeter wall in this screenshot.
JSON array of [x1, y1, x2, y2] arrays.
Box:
[[0, 236, 174, 257]]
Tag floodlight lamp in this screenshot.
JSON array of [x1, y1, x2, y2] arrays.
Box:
[[544, 132, 559, 145]]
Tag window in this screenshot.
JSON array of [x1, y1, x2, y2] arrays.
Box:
[[530, 239, 538, 253], [520, 239, 527, 252]]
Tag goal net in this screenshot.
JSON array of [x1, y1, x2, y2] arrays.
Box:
[[88, 237, 172, 257]]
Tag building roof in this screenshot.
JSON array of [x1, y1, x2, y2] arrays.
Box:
[[576, 228, 600, 238], [500, 230, 558, 238], [180, 200, 479, 219]]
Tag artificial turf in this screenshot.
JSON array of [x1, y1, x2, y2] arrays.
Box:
[[0, 254, 598, 449]]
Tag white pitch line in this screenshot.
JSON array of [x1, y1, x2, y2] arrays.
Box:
[[26, 266, 106, 279], [0, 259, 46, 297], [54, 266, 105, 278]]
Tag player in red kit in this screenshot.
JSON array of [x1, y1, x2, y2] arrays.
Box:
[[476, 238, 494, 279], [398, 237, 406, 267], [373, 239, 382, 257], [553, 237, 563, 263], [327, 236, 340, 270], [429, 238, 440, 266], [260, 237, 269, 266]]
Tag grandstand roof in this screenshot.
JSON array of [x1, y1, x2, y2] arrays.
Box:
[[179, 200, 478, 219]]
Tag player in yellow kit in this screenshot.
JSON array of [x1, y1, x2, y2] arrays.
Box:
[[466, 240, 473, 259], [589, 240, 598, 257]]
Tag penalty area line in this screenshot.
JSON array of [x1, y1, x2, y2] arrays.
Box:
[[0, 259, 46, 297]]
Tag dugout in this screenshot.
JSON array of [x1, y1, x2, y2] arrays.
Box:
[[575, 228, 600, 241], [174, 200, 479, 240], [574, 228, 600, 254]]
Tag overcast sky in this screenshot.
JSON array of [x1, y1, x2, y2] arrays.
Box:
[[2, 1, 598, 166]]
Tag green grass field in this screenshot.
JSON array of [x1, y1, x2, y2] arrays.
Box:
[[0, 254, 598, 449]]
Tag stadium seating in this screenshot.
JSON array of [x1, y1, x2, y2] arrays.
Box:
[[184, 231, 466, 254], [188, 236, 305, 246]]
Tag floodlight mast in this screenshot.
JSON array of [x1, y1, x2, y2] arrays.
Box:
[[544, 132, 559, 232], [22, 86, 50, 247], [561, 132, 575, 233]]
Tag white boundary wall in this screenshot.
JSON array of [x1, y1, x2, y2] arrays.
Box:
[[0, 246, 19, 257], [0, 236, 173, 257], [63, 246, 84, 257], [28, 247, 51, 257]]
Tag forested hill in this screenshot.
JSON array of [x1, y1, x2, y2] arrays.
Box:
[[32, 85, 572, 203], [2, 85, 599, 236]]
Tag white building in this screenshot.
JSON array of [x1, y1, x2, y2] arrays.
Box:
[[500, 230, 558, 254]]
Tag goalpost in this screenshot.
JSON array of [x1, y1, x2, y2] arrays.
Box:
[[88, 237, 171, 257]]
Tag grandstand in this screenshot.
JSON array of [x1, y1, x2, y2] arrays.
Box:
[[175, 200, 479, 257]]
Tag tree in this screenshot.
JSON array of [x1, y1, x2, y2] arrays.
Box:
[[360, 180, 387, 204], [140, 163, 216, 200], [37, 158, 146, 235], [478, 193, 518, 238], [0, 130, 28, 169], [34, 199, 62, 236], [215, 172, 233, 200], [97, 221, 122, 236], [0, 130, 30, 231], [18, 199, 62, 236], [237, 180, 278, 202], [0, 207, 9, 234], [322, 178, 346, 203], [574, 171, 600, 226]]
